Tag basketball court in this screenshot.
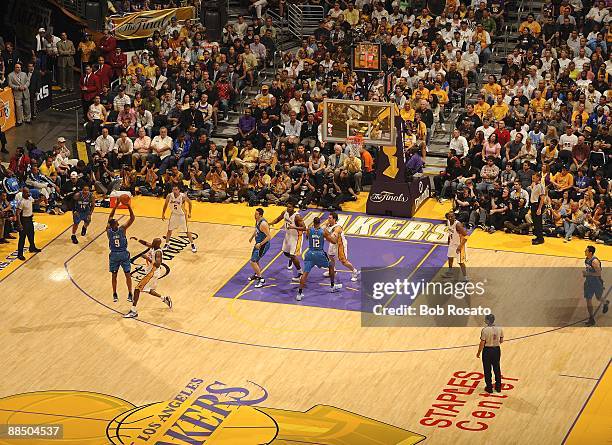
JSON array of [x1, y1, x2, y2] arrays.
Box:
[[0, 98, 609, 444], [0, 193, 610, 444]]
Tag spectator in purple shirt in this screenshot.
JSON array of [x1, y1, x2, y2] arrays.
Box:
[[237, 107, 256, 144], [406, 147, 425, 174]]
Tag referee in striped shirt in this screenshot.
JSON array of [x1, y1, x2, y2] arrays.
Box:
[[477, 314, 503, 393]]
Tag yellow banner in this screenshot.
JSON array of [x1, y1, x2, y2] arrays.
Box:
[[0, 88, 16, 132], [110, 7, 195, 40]]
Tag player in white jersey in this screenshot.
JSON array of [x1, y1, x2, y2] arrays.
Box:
[[124, 237, 172, 319], [323, 212, 359, 282], [269, 200, 305, 279], [162, 185, 197, 252], [444, 211, 468, 281]]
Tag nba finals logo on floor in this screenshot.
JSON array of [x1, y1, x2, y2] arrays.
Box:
[[0, 380, 426, 444], [130, 232, 199, 281]]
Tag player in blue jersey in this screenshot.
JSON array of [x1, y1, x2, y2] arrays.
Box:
[[107, 199, 135, 303], [583, 245, 608, 326], [249, 207, 271, 289], [294, 217, 342, 301], [71, 185, 95, 244]]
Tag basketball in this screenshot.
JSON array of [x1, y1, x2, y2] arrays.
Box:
[[119, 194, 131, 205]]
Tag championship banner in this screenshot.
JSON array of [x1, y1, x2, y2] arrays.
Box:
[[110, 7, 195, 40], [0, 88, 16, 133], [36, 71, 53, 113]]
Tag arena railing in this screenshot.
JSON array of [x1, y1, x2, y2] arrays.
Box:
[[287, 4, 324, 40]]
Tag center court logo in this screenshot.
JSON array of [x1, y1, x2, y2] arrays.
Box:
[[0, 380, 426, 444]]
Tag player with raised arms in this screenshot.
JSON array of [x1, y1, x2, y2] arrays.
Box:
[[123, 237, 172, 319], [161, 185, 196, 253], [249, 207, 271, 288], [444, 211, 469, 281], [71, 185, 94, 244], [324, 212, 360, 282], [107, 199, 135, 303], [294, 217, 342, 301], [268, 200, 305, 280]]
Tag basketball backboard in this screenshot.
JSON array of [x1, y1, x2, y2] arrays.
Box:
[[322, 99, 395, 145]]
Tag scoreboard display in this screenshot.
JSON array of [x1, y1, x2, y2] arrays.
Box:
[[352, 42, 382, 71]]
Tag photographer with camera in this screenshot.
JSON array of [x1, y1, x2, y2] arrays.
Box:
[[266, 168, 291, 205], [186, 162, 210, 201], [138, 161, 162, 197], [226, 167, 249, 203], [92, 154, 120, 196], [202, 162, 229, 203], [162, 165, 184, 195], [290, 171, 315, 210], [119, 165, 137, 195], [334, 169, 359, 207], [504, 197, 531, 235], [246, 167, 271, 206], [318, 170, 341, 211]]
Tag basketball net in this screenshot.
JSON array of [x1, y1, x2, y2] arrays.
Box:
[[345, 135, 364, 157]]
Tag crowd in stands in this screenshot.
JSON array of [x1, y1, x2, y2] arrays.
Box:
[[1, 0, 611, 247], [70, 0, 507, 211], [431, 0, 611, 244]]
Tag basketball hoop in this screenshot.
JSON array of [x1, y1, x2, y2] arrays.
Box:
[[345, 134, 364, 156]]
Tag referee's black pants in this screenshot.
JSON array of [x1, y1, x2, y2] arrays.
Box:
[[530, 203, 544, 241], [482, 346, 501, 389], [18, 216, 36, 256]]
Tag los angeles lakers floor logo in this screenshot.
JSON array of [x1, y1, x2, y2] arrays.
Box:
[[0, 379, 426, 444]]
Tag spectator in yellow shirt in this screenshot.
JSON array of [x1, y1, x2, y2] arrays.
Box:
[[167, 50, 182, 67], [39, 156, 58, 179], [431, 82, 449, 107], [78, 34, 96, 64], [398, 39, 412, 57], [530, 90, 546, 113], [127, 55, 144, 76], [343, 152, 363, 191], [414, 114, 428, 143], [571, 104, 589, 125], [518, 14, 541, 37], [474, 95, 491, 119], [473, 24, 492, 64], [143, 58, 158, 80], [412, 80, 430, 101], [550, 166, 574, 199], [342, 3, 359, 26], [400, 102, 415, 123], [169, 31, 183, 49], [491, 95, 509, 121], [481, 75, 502, 100]]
